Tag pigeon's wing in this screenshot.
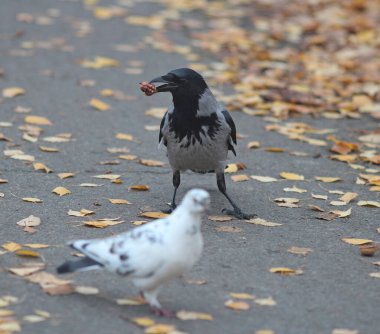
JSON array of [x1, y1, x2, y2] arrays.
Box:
[[71, 219, 171, 277], [221, 109, 237, 156]]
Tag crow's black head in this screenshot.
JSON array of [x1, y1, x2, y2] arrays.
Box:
[[149, 68, 208, 98]]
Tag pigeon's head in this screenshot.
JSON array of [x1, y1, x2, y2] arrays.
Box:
[[182, 188, 210, 214], [149, 68, 208, 97]]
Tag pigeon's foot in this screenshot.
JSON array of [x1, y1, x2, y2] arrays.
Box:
[[222, 208, 257, 220], [151, 307, 176, 318]]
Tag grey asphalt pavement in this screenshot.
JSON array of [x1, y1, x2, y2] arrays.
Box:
[[0, 1, 379, 334]]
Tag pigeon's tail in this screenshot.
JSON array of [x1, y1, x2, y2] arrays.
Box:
[[57, 257, 102, 274]]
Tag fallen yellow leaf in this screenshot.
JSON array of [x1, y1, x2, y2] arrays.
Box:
[[52, 187, 71, 196], [2, 242, 22, 252], [58, 172, 75, 179], [25, 115, 52, 125], [109, 198, 131, 204], [229, 292, 255, 300], [269, 267, 303, 275], [225, 163, 246, 173], [139, 159, 165, 167], [74, 286, 99, 295], [224, 299, 251, 311], [144, 324, 176, 334], [93, 174, 121, 180], [116, 133, 134, 141], [130, 184, 150, 191], [130, 317, 156, 327], [246, 218, 282, 227], [15, 249, 40, 257], [357, 200, 380, 208], [315, 176, 341, 183], [33, 162, 53, 173], [280, 172, 304, 180], [250, 175, 278, 182], [22, 197, 43, 203], [139, 212, 168, 219], [89, 98, 110, 111], [231, 174, 250, 182], [176, 310, 213, 321], [341, 238, 373, 245], [3, 87, 25, 98], [145, 107, 167, 119], [254, 297, 277, 306]]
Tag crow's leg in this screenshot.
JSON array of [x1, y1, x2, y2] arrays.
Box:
[[163, 170, 180, 214], [216, 172, 256, 220]]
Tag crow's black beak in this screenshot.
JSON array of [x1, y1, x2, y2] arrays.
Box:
[[149, 75, 179, 93]]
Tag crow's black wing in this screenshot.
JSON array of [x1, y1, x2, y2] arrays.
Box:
[[221, 110, 237, 156], [159, 111, 168, 146]]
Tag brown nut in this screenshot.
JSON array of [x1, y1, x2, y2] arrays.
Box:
[[139, 82, 157, 96], [359, 243, 378, 257]]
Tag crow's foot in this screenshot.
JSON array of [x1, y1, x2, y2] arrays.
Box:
[[222, 208, 256, 220]]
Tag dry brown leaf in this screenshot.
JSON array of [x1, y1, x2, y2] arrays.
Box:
[[231, 174, 250, 182], [131, 220, 148, 226], [315, 176, 341, 183], [52, 186, 71, 196], [274, 197, 299, 208], [130, 317, 156, 327], [207, 215, 233, 222], [24, 243, 49, 249], [74, 286, 99, 295], [229, 292, 255, 300], [339, 192, 358, 204], [79, 56, 120, 69], [139, 159, 165, 167], [341, 238, 373, 245], [331, 207, 352, 217], [283, 186, 307, 193], [8, 263, 45, 277], [357, 200, 380, 208], [332, 329, 359, 334], [280, 172, 304, 180], [3, 87, 25, 98], [369, 272, 380, 279], [116, 296, 147, 305], [145, 107, 167, 119], [33, 162, 53, 173], [246, 218, 282, 227], [116, 133, 134, 141], [330, 154, 358, 163], [225, 300, 251, 311], [287, 246, 313, 256], [144, 324, 176, 334], [176, 310, 213, 321], [25, 115, 52, 125], [225, 163, 246, 173], [250, 175, 277, 182], [265, 147, 287, 153], [109, 198, 131, 204], [89, 98, 110, 111], [93, 174, 121, 180], [16, 215, 40, 227], [84, 220, 124, 228], [311, 194, 328, 200], [22, 197, 43, 203], [215, 226, 242, 233], [254, 297, 277, 306], [247, 141, 260, 149], [2, 242, 22, 252], [130, 184, 150, 191], [269, 267, 303, 276], [330, 141, 359, 154], [15, 249, 40, 258], [58, 172, 75, 179], [139, 212, 169, 219]]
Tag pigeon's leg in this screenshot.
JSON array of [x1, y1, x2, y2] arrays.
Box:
[[143, 290, 176, 318], [163, 171, 180, 213], [216, 172, 256, 220]]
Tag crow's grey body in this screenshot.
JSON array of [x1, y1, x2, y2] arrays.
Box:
[[160, 89, 232, 173]]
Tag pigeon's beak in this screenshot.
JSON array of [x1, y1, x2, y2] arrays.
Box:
[[149, 75, 179, 93]]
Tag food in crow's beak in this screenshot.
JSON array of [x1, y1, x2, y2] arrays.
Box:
[[139, 82, 157, 96]]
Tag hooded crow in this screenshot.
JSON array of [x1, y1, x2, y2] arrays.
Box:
[[140, 68, 254, 220]]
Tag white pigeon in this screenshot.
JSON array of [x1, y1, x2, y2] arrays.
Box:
[[57, 188, 210, 316]]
